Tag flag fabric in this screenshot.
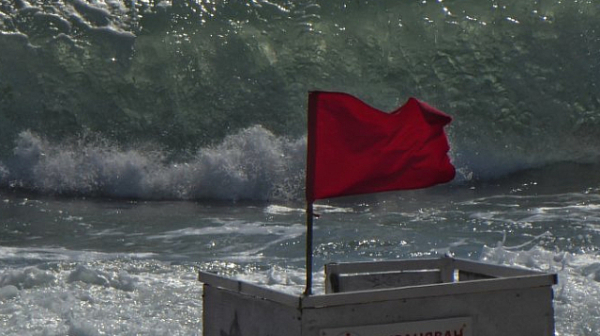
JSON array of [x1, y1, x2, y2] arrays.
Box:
[[306, 91, 455, 203]]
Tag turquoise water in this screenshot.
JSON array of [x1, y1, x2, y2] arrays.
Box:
[[1, 0, 600, 334]]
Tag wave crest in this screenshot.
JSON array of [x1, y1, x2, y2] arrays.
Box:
[[1, 127, 305, 201]]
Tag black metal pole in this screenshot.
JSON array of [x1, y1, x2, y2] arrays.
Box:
[[304, 202, 314, 296]]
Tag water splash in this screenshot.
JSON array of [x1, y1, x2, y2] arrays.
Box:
[[0, 127, 305, 201]]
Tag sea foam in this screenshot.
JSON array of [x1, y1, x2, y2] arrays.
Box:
[[1, 127, 305, 201], [67, 265, 137, 292], [0, 266, 56, 289]]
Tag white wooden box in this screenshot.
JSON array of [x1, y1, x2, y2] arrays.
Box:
[[199, 257, 556, 336]]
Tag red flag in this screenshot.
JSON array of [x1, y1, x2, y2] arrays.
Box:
[[306, 91, 455, 203]]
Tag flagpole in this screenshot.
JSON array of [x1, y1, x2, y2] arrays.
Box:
[[304, 201, 314, 296], [304, 91, 317, 297]]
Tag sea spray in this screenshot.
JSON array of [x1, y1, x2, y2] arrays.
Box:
[[0, 127, 305, 201]]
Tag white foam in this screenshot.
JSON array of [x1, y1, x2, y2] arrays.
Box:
[[0, 246, 159, 263], [5, 127, 305, 201], [147, 219, 305, 259], [263, 204, 354, 215], [148, 220, 305, 239], [0, 285, 19, 300], [264, 204, 304, 215], [314, 204, 354, 213], [67, 265, 136, 292], [0, 258, 203, 335], [0, 266, 56, 289], [232, 265, 325, 295]]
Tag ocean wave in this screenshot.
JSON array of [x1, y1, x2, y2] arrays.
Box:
[[2, 0, 600, 174], [0, 127, 305, 201], [2, 125, 600, 200]]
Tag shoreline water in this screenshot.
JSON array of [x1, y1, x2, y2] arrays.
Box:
[[2, 172, 600, 335]]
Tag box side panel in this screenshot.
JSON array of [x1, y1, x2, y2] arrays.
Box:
[[203, 284, 302, 336], [302, 286, 554, 336], [458, 270, 495, 281], [335, 271, 442, 292]]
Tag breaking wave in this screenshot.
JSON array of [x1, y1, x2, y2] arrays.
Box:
[[0, 127, 305, 201], [2, 0, 600, 198]]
